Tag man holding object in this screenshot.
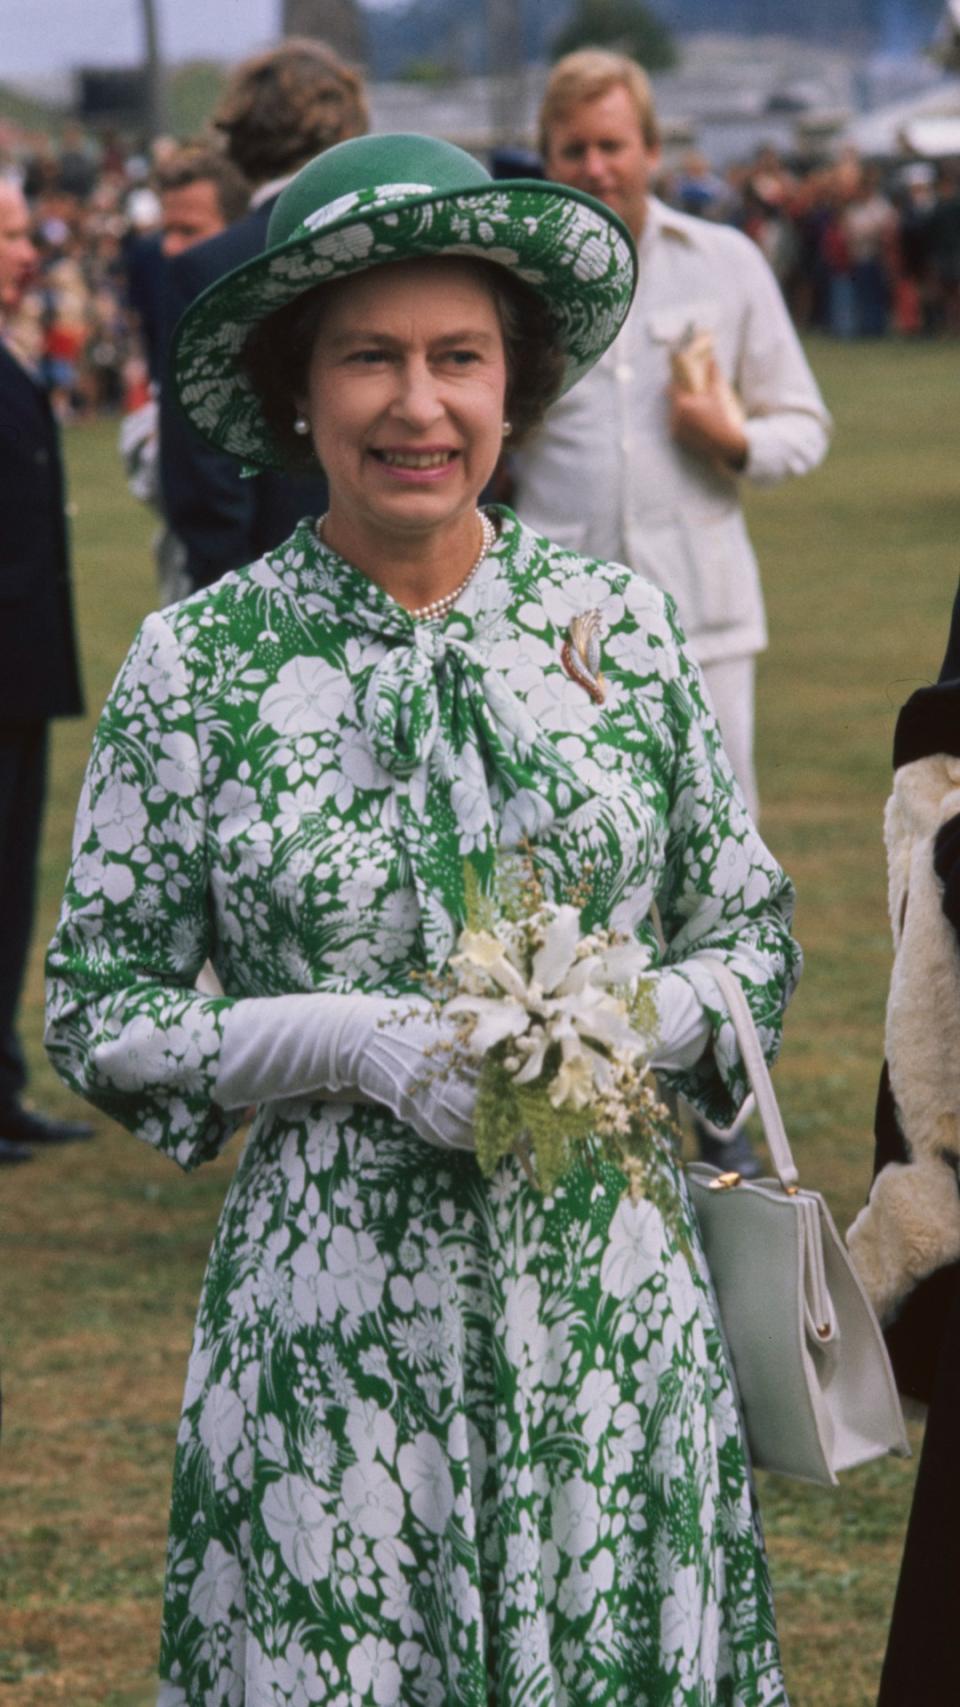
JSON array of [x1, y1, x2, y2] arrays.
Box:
[[512, 49, 832, 824]]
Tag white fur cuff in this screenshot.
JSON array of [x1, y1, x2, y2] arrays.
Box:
[[847, 1155, 960, 1323]]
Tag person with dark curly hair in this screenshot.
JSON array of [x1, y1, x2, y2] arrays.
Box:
[[159, 38, 368, 594]]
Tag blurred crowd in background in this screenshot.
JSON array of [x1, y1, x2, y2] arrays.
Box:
[[1, 112, 959, 422], [669, 144, 960, 339]]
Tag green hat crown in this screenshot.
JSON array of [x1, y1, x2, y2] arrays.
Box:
[[268, 134, 492, 249]]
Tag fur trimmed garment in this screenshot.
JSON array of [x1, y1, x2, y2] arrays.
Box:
[[847, 753, 960, 1321], [865, 586, 960, 1707]]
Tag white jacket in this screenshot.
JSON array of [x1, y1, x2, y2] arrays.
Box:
[[512, 198, 832, 666]]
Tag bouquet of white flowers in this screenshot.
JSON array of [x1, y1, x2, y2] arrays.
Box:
[[418, 860, 681, 1210]]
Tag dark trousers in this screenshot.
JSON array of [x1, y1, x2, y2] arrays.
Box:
[[877, 1272, 960, 1705], [852, 259, 891, 337], [0, 722, 48, 1105]]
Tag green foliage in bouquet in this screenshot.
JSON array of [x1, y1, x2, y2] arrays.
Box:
[[462, 859, 500, 934], [474, 1053, 598, 1194]]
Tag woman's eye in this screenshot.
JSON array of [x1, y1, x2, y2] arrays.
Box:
[[445, 349, 481, 367], [347, 348, 389, 365]]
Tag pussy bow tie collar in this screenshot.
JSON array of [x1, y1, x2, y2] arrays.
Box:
[[310, 523, 598, 963]]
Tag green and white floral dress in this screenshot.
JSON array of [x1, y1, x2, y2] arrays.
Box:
[[47, 509, 799, 1707]]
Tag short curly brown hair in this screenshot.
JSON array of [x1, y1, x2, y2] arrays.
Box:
[[213, 38, 368, 183], [240, 257, 566, 474]]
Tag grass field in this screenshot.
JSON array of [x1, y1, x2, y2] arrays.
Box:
[[2, 335, 958, 1705]]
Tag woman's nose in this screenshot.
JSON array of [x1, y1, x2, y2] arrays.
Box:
[[390, 358, 444, 427]]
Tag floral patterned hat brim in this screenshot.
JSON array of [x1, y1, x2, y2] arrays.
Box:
[[171, 179, 637, 472]]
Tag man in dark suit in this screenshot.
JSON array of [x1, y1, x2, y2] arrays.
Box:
[[160, 38, 368, 592], [122, 143, 252, 605], [126, 142, 251, 391], [0, 183, 91, 1162]]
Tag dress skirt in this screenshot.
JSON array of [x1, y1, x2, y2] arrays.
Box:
[[156, 1099, 787, 1707]]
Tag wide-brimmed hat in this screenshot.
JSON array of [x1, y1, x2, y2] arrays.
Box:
[[171, 131, 637, 471]]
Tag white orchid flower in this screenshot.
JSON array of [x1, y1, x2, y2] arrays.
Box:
[[511, 1027, 550, 1082], [548, 984, 645, 1050], [548, 1051, 595, 1110], [443, 903, 657, 1124], [444, 994, 530, 1053], [433, 878, 672, 1202], [530, 905, 582, 994], [453, 929, 505, 970], [591, 939, 653, 988], [450, 929, 528, 1001], [554, 951, 604, 995]]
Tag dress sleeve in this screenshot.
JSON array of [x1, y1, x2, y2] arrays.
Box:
[[45, 610, 241, 1170], [652, 596, 802, 1126]]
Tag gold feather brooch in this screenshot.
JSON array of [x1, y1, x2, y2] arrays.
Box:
[[560, 609, 607, 705]]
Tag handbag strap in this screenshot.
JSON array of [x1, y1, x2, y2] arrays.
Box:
[[698, 957, 799, 1191]]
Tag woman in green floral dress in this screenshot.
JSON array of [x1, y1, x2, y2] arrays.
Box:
[[46, 134, 799, 1705]]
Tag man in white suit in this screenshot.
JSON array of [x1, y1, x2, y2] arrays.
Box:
[[513, 49, 832, 824]]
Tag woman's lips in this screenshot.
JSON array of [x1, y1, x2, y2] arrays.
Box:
[[370, 447, 460, 482]]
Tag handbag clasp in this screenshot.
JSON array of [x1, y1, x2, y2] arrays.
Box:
[[708, 1171, 742, 1191]]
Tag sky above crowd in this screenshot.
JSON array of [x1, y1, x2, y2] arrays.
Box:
[[2, 0, 400, 82]]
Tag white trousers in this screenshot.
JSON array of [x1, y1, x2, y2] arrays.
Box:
[[700, 654, 758, 822]]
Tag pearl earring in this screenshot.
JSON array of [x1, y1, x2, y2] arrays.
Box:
[[502, 421, 513, 437], [293, 414, 310, 436]]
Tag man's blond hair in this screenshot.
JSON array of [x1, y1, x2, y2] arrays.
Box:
[[539, 49, 660, 159]]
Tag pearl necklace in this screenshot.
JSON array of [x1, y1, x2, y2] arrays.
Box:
[[314, 509, 497, 623]]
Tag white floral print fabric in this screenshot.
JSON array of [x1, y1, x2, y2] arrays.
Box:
[[46, 510, 797, 1705]]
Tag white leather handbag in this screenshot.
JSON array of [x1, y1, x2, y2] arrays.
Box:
[[686, 959, 909, 1487]]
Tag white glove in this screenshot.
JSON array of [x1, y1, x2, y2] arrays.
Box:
[[214, 991, 477, 1151], [650, 970, 711, 1072]]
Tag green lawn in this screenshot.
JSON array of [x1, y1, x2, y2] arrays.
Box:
[[2, 336, 958, 1705]]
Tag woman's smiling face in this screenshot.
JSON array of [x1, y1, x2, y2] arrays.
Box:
[[299, 257, 508, 549]]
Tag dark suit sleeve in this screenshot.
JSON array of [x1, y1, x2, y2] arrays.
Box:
[[159, 385, 259, 591], [0, 347, 83, 722], [159, 245, 258, 591]]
